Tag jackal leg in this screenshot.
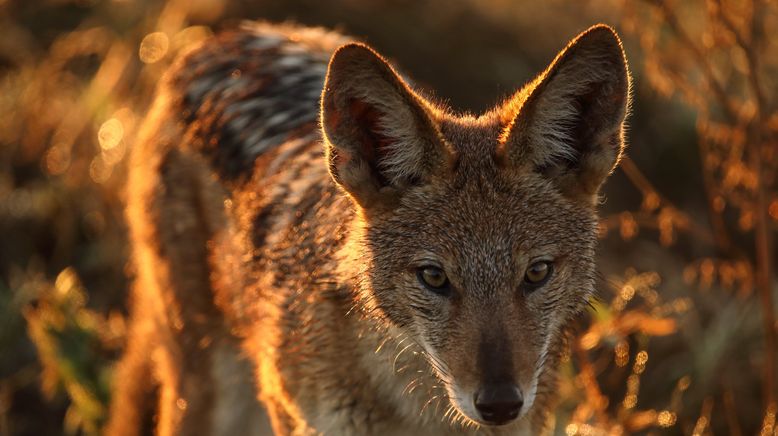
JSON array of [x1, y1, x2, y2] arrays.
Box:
[[146, 149, 227, 435]]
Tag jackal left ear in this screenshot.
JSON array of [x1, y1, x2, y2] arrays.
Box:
[[499, 24, 630, 204], [321, 43, 451, 210]]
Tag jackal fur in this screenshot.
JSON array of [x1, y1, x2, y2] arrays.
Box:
[[106, 21, 630, 436]]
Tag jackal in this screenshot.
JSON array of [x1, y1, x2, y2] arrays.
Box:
[[106, 21, 630, 435]]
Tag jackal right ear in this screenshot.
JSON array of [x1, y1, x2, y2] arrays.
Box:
[[321, 43, 451, 209]]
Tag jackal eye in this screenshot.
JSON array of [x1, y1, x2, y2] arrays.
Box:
[[417, 266, 450, 295], [523, 260, 553, 289]]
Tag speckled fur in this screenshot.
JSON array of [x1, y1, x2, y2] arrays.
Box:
[[106, 22, 630, 436]]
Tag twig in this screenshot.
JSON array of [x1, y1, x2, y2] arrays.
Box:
[[644, 0, 740, 122], [618, 157, 716, 245], [573, 342, 610, 427], [722, 389, 743, 436]]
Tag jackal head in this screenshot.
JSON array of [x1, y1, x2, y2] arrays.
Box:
[[321, 25, 630, 427]]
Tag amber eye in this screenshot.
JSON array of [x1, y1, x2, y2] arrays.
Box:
[[417, 266, 450, 295], [523, 260, 553, 287]]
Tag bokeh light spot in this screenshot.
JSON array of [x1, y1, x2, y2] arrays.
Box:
[[657, 410, 677, 427], [98, 118, 124, 150], [139, 32, 170, 64], [45, 144, 72, 175]]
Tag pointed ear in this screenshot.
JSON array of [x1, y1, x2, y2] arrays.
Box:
[[499, 24, 631, 204], [321, 43, 451, 209]]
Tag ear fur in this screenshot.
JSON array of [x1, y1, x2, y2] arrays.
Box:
[[499, 24, 631, 203], [320, 43, 451, 209]]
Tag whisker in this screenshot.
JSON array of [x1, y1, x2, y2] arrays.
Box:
[[420, 394, 440, 416], [393, 342, 415, 373]]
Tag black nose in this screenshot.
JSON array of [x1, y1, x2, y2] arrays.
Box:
[[474, 384, 524, 425]]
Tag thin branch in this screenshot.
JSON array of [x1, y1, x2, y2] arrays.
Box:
[[711, 0, 768, 116], [618, 157, 717, 245], [573, 342, 610, 427], [645, 0, 740, 122]]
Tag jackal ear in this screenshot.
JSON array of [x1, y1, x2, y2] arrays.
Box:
[[321, 43, 450, 209], [499, 24, 630, 204]]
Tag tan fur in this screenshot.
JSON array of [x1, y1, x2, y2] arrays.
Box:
[[107, 22, 630, 435]]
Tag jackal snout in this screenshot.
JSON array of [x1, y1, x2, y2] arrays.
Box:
[[437, 308, 547, 427], [473, 331, 524, 425]]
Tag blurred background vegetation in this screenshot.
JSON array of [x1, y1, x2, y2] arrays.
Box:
[[0, 0, 776, 434]]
